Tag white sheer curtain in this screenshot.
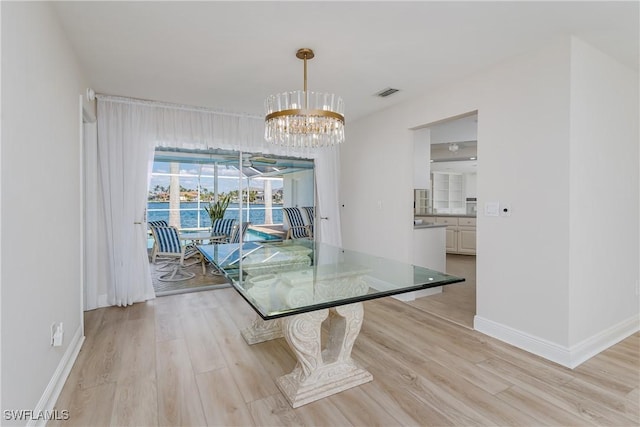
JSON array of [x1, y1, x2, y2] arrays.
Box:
[[95, 95, 342, 306], [97, 100, 157, 306]]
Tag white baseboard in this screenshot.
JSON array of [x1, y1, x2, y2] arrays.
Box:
[[29, 325, 85, 427], [474, 314, 639, 369], [568, 314, 640, 368]]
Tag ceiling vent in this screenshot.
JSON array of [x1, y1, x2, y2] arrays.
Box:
[[375, 87, 400, 98]]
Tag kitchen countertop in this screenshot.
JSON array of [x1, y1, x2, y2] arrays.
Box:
[[413, 223, 448, 229], [416, 214, 477, 218]]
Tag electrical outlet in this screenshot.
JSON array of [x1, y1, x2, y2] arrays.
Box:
[[51, 322, 64, 347], [500, 203, 511, 217]]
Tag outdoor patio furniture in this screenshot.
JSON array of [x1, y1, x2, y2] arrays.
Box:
[[211, 218, 237, 243], [148, 220, 169, 261], [230, 221, 251, 243], [150, 225, 205, 281], [301, 206, 314, 237], [283, 207, 312, 239]]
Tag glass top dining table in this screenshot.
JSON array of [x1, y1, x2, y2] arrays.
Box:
[[196, 239, 464, 320]]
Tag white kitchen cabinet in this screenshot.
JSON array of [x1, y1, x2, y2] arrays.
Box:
[[432, 172, 465, 214], [445, 228, 457, 252], [457, 228, 477, 254], [414, 189, 430, 215], [435, 215, 476, 255]]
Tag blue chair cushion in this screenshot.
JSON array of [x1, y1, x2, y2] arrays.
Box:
[[211, 218, 236, 238], [153, 226, 182, 254]]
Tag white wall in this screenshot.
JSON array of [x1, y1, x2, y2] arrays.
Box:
[[1, 2, 88, 420], [340, 36, 639, 367], [568, 38, 639, 351], [429, 114, 478, 144], [341, 106, 414, 261], [412, 128, 431, 189]]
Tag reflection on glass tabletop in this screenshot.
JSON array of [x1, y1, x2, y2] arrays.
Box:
[[197, 240, 464, 320]]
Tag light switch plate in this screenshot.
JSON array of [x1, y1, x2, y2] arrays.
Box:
[[485, 202, 499, 217]]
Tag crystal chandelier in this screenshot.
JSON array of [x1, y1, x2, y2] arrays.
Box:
[[265, 48, 345, 148]]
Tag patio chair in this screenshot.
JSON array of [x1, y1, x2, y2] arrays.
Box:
[[210, 218, 237, 243], [230, 221, 251, 244], [150, 225, 205, 282], [283, 207, 312, 239], [148, 220, 169, 261], [301, 206, 314, 237]]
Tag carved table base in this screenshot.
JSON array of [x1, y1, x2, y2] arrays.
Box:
[[241, 317, 283, 344], [242, 302, 372, 408]]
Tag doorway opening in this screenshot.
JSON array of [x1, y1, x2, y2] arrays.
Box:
[[411, 111, 478, 329]]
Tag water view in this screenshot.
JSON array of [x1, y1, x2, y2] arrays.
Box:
[[148, 201, 283, 229]]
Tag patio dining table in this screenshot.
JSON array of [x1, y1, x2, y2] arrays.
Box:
[[196, 240, 464, 408], [179, 230, 226, 244]]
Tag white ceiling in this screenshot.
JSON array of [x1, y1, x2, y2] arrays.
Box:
[[52, 1, 638, 122]]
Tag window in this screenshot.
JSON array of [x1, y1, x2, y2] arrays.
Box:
[[147, 148, 314, 240]]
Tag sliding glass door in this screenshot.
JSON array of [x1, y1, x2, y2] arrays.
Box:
[[147, 148, 314, 242]]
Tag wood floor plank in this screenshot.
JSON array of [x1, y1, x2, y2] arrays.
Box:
[[196, 368, 256, 427], [626, 387, 639, 414], [51, 382, 116, 427], [477, 356, 638, 425], [290, 395, 355, 427], [99, 305, 130, 326], [413, 359, 542, 426], [418, 340, 513, 395], [155, 313, 184, 342], [406, 288, 475, 329], [249, 338, 297, 380], [563, 376, 640, 423], [573, 353, 640, 393], [83, 308, 104, 338], [358, 377, 451, 426], [327, 386, 405, 427], [181, 309, 227, 373], [349, 349, 485, 426], [365, 300, 490, 364], [110, 378, 158, 427], [212, 287, 256, 331], [203, 306, 280, 403], [116, 317, 156, 383], [73, 320, 123, 390], [155, 339, 207, 426], [53, 265, 639, 427], [126, 300, 156, 321], [495, 385, 596, 426], [246, 393, 305, 427]]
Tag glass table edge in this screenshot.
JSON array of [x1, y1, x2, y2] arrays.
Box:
[[195, 242, 466, 321], [230, 275, 465, 321]]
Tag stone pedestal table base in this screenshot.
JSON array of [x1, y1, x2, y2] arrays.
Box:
[[241, 302, 372, 408]]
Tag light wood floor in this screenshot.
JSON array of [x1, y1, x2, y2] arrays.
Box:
[[407, 254, 476, 329], [53, 286, 639, 426]]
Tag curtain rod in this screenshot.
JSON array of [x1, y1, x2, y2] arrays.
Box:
[[94, 92, 262, 120]]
